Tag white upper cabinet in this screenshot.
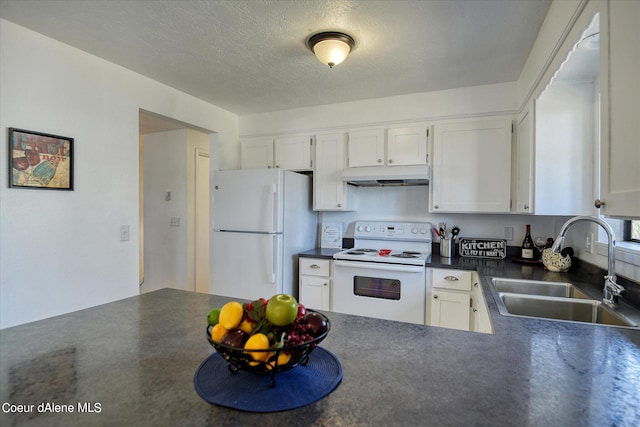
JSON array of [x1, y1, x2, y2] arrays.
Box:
[[430, 119, 512, 213], [386, 126, 429, 166], [313, 132, 354, 211], [347, 129, 385, 167], [515, 103, 533, 213], [347, 125, 428, 168], [599, 0, 640, 217], [240, 136, 312, 171], [274, 135, 312, 171], [240, 138, 274, 170]]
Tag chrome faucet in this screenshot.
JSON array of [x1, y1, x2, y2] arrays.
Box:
[[551, 215, 625, 304]]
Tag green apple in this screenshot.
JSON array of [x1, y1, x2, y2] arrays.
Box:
[[265, 294, 298, 326]]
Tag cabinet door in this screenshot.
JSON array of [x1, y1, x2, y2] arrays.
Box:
[[429, 290, 470, 331], [347, 129, 385, 167], [240, 139, 273, 169], [314, 133, 351, 210], [274, 136, 312, 171], [299, 275, 331, 311], [386, 126, 428, 166], [599, 0, 640, 217], [431, 119, 512, 213], [515, 105, 533, 213], [470, 279, 494, 334]]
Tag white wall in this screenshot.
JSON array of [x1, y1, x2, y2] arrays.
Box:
[[141, 130, 188, 293], [0, 20, 238, 329], [239, 82, 517, 139]]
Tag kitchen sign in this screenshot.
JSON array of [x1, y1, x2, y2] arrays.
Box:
[[458, 238, 507, 259]]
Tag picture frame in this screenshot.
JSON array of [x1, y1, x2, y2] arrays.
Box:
[[8, 128, 74, 190]]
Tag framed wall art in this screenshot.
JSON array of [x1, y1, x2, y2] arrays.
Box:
[[8, 128, 74, 190]]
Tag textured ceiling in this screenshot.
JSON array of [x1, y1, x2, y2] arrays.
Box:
[[0, 0, 552, 116]]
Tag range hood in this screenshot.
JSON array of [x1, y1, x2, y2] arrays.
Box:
[[341, 164, 430, 187]]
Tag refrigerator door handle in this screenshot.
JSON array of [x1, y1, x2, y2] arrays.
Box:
[[270, 235, 277, 283], [270, 184, 278, 232]]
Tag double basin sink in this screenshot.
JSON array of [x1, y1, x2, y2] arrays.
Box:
[[491, 278, 638, 328]]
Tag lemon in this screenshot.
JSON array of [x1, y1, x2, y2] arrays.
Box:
[[238, 319, 253, 334], [210, 324, 228, 342], [218, 301, 244, 330], [266, 352, 291, 370], [244, 333, 270, 362], [207, 308, 221, 326]]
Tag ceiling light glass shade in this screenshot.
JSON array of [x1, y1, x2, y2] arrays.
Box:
[[307, 32, 355, 68]]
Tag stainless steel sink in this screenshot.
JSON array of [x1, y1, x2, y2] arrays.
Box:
[[490, 277, 638, 328], [491, 278, 590, 299], [497, 293, 637, 327]]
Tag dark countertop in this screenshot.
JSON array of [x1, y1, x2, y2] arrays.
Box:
[[1, 258, 639, 426]]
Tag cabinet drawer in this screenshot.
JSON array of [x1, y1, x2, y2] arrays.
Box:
[[431, 268, 472, 291], [299, 258, 330, 277]]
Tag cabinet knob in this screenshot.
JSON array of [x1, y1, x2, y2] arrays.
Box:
[[473, 308, 478, 313], [377, 158, 382, 163], [323, 282, 328, 286], [310, 264, 320, 269], [433, 295, 439, 299], [267, 165, 272, 168], [594, 199, 605, 208], [524, 204, 529, 211], [434, 205, 439, 209], [337, 204, 342, 208], [388, 159, 393, 164], [474, 282, 478, 288], [444, 275, 459, 281]]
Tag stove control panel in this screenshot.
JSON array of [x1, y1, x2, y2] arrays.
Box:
[[353, 221, 432, 242]]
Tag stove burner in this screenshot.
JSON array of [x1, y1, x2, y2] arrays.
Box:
[[346, 251, 366, 255], [402, 251, 421, 255], [354, 248, 378, 252], [392, 253, 419, 258]]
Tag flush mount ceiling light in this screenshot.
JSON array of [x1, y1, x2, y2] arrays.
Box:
[[306, 31, 355, 68]]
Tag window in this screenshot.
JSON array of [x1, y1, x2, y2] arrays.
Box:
[[625, 220, 640, 243]]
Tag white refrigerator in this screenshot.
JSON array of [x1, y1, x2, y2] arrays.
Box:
[[211, 169, 317, 300]]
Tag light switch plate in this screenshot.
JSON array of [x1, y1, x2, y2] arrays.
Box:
[[120, 225, 130, 241]]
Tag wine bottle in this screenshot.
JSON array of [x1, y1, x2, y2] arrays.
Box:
[[521, 224, 534, 259]]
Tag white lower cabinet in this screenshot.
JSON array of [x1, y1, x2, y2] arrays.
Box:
[[427, 268, 493, 333], [428, 268, 472, 331], [470, 277, 494, 334], [298, 258, 331, 311]]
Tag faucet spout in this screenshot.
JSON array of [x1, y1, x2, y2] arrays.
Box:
[[551, 216, 624, 304]]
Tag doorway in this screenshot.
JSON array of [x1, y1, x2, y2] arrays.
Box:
[[139, 109, 212, 293]]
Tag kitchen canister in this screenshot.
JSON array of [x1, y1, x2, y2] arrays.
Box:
[[440, 238, 455, 258]]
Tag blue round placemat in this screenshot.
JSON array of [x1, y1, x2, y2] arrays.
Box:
[[193, 346, 342, 413]]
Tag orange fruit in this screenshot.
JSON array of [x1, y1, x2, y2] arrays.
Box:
[[218, 301, 243, 330], [210, 324, 228, 342], [244, 333, 270, 362]]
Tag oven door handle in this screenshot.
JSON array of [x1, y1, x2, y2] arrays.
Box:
[[334, 260, 424, 273]]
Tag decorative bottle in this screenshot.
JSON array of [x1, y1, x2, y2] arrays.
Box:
[[521, 224, 534, 259]]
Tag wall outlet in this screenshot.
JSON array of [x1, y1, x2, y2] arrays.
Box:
[[585, 232, 594, 253], [170, 217, 180, 227], [504, 226, 514, 241], [119, 225, 130, 241]]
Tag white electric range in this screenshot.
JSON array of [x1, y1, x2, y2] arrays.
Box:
[[332, 221, 432, 324]]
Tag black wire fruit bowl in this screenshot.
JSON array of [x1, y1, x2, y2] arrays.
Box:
[[206, 310, 330, 385]]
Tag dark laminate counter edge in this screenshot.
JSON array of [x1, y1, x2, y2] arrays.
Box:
[[1, 258, 639, 426]]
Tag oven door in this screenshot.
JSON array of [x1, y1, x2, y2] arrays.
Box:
[[332, 260, 426, 324]]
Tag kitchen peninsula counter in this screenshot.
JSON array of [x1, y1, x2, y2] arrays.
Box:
[[2, 260, 639, 426]]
